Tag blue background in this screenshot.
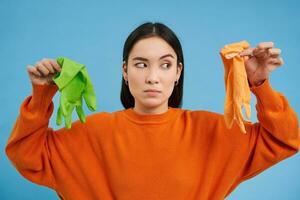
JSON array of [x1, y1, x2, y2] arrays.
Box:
[[1, 0, 299, 199]]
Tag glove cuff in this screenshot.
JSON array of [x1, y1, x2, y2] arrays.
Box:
[[53, 57, 85, 90]]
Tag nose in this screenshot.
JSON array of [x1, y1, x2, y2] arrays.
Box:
[[145, 67, 159, 84]]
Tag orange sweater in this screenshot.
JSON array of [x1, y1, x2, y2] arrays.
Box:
[[5, 80, 300, 200]]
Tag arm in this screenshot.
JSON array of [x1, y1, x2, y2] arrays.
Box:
[[238, 78, 299, 182], [5, 82, 88, 189], [223, 78, 299, 197]]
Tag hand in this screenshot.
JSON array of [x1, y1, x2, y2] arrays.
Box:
[[26, 58, 61, 85], [239, 42, 284, 87]]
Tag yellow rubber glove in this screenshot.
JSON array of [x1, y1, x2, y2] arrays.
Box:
[[220, 40, 252, 134]]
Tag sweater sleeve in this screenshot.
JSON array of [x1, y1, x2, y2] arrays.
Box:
[[237, 78, 300, 183], [5, 82, 88, 190]]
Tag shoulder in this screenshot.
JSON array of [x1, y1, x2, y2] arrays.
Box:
[[84, 108, 130, 125], [181, 109, 233, 131], [85, 110, 119, 124], [182, 108, 223, 120], [80, 110, 118, 131]]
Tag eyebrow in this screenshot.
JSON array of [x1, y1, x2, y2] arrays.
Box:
[[132, 54, 175, 61]]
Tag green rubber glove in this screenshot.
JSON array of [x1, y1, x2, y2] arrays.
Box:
[[53, 57, 97, 129]]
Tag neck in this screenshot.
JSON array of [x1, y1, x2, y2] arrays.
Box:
[[133, 103, 169, 115]]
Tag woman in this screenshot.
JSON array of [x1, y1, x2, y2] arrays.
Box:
[[6, 22, 300, 200]]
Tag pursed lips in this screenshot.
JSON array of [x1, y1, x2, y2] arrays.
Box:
[[144, 89, 161, 92]]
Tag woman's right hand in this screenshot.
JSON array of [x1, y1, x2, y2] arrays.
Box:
[[26, 58, 62, 85]]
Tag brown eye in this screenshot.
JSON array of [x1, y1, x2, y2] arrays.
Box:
[[161, 63, 171, 69], [135, 63, 146, 68]]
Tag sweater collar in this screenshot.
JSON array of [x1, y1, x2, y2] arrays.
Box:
[[122, 107, 178, 124]]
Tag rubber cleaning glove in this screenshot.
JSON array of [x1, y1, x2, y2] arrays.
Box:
[[220, 40, 251, 134], [53, 57, 97, 129]]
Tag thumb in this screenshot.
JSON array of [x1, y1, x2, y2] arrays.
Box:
[[81, 70, 97, 111], [83, 88, 97, 111]]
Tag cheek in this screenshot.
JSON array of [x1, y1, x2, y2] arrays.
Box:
[[129, 72, 144, 86], [127, 71, 144, 95], [161, 75, 176, 94]]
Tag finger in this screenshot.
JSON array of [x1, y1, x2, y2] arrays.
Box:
[[225, 52, 239, 59], [49, 59, 62, 72], [268, 57, 284, 65], [240, 47, 255, 57], [253, 47, 268, 58], [268, 48, 281, 58], [257, 41, 274, 50], [43, 60, 55, 73], [278, 57, 284, 65], [41, 58, 60, 72], [27, 65, 42, 76], [36, 63, 50, 76]]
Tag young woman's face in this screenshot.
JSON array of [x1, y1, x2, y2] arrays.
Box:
[[123, 36, 182, 114]]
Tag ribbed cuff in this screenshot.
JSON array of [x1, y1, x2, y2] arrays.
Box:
[[250, 78, 284, 111], [27, 82, 58, 112]]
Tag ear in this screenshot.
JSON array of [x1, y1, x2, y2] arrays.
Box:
[[122, 61, 128, 81], [176, 62, 183, 81]]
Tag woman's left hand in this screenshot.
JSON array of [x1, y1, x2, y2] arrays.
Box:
[[239, 42, 284, 87]]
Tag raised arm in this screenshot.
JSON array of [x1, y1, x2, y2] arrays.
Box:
[[5, 59, 90, 190], [238, 78, 299, 180], [6, 82, 59, 189], [224, 78, 300, 196]]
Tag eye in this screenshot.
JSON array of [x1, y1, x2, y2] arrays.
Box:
[[135, 62, 146, 68], [161, 63, 171, 69]]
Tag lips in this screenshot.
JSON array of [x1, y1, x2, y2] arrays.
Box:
[[144, 89, 161, 92]]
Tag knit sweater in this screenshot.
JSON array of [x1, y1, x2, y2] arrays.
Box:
[[5, 79, 300, 200]]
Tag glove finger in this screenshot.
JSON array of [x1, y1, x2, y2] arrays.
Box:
[[81, 69, 97, 111], [76, 105, 86, 123], [224, 103, 234, 129], [62, 101, 73, 117], [64, 104, 75, 129], [60, 94, 69, 116], [83, 90, 97, 111], [243, 102, 251, 120], [235, 103, 247, 134], [56, 106, 62, 126]]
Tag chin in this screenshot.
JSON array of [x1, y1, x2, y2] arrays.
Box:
[[140, 99, 164, 108], [144, 102, 162, 108]]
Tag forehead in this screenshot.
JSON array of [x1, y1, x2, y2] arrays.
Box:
[[129, 37, 177, 59]]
